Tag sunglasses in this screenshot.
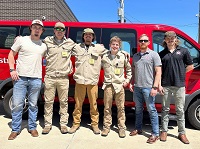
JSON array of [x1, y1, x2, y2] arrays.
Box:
[[139, 40, 149, 43], [54, 27, 65, 32]]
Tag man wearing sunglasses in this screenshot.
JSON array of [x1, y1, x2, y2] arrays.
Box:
[[42, 22, 75, 135], [129, 34, 161, 144]]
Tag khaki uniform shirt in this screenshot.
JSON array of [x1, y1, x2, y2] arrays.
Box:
[[73, 43, 105, 85], [44, 36, 75, 77], [102, 51, 132, 93]]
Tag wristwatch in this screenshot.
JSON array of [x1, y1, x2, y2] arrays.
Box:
[[152, 86, 158, 90], [10, 69, 15, 72]]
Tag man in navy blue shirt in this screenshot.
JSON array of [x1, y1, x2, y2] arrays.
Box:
[[159, 31, 193, 144]]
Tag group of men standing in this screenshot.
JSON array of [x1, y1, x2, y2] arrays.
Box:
[[7, 19, 193, 145]]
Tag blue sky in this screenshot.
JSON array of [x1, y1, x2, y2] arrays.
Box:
[[66, 0, 199, 42]]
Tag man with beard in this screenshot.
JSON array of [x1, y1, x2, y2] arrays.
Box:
[[8, 20, 47, 140], [129, 34, 161, 144], [159, 31, 193, 144], [68, 28, 105, 134]]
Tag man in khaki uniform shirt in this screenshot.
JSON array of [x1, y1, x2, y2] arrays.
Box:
[[68, 28, 105, 134], [101, 36, 132, 138], [42, 22, 75, 134]]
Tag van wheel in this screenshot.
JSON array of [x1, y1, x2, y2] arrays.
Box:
[[3, 88, 29, 118], [187, 99, 200, 130]]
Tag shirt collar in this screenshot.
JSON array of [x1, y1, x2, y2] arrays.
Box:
[[80, 42, 95, 47], [165, 46, 181, 52], [137, 48, 151, 55]]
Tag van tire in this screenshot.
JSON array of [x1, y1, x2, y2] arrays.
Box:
[[3, 88, 28, 118], [187, 99, 200, 130]]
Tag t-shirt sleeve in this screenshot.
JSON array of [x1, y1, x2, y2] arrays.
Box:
[[153, 52, 162, 67], [11, 36, 22, 52], [183, 49, 193, 65]]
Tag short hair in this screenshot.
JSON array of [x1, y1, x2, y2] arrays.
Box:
[[139, 34, 149, 40], [110, 36, 122, 47]]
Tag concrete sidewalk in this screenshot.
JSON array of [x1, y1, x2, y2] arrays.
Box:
[[0, 100, 199, 149]]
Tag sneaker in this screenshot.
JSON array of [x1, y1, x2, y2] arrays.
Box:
[[60, 126, 68, 134], [119, 129, 126, 138], [101, 128, 110, 137], [68, 125, 80, 134], [42, 126, 52, 135], [92, 125, 100, 134]]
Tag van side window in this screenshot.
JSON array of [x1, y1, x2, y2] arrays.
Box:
[[153, 31, 200, 67], [20, 27, 54, 40], [68, 27, 101, 44], [101, 28, 137, 56], [0, 26, 18, 49]]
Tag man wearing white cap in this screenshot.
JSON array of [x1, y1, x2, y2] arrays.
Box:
[[8, 19, 47, 140], [42, 22, 75, 135]]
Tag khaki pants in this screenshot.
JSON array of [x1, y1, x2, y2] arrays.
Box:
[[103, 85, 126, 129], [44, 76, 69, 127], [72, 83, 99, 127]]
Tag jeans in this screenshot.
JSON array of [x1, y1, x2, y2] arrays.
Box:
[[161, 86, 186, 134], [11, 77, 42, 132], [134, 87, 159, 136]]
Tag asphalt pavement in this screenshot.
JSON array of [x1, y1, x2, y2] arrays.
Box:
[[0, 100, 199, 149]]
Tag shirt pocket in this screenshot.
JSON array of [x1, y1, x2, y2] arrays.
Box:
[[47, 45, 56, 54], [62, 46, 71, 58], [90, 53, 99, 60], [116, 61, 124, 68]]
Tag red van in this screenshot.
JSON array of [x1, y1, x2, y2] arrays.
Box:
[[0, 21, 200, 129]]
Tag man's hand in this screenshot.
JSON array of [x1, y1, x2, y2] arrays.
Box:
[[123, 82, 128, 88], [158, 85, 164, 95], [150, 88, 158, 97], [10, 71, 19, 81], [129, 84, 134, 92]]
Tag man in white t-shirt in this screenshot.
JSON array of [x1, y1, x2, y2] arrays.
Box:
[[7, 19, 47, 140]]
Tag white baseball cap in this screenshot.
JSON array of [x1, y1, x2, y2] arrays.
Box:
[[31, 19, 44, 27]]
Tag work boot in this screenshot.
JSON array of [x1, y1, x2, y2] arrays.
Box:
[[8, 132, 20, 140], [42, 126, 52, 135], [60, 126, 68, 134], [118, 129, 126, 138], [92, 125, 100, 134], [28, 129, 39, 137], [101, 128, 110, 137], [68, 125, 80, 134]]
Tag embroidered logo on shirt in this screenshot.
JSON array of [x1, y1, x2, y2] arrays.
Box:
[[176, 51, 181, 55]]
